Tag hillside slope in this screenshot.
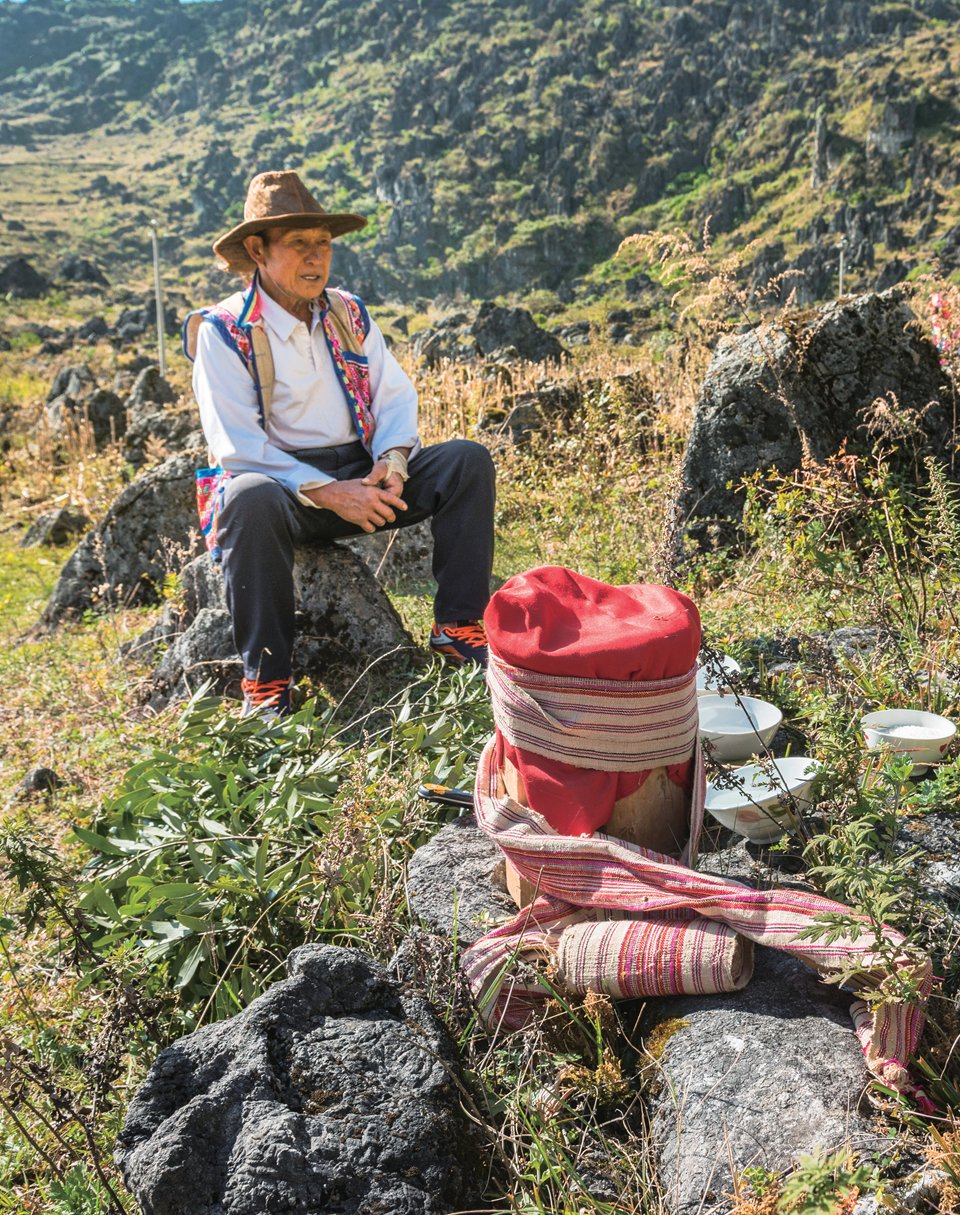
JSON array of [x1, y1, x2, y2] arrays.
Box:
[[1, 0, 959, 307]]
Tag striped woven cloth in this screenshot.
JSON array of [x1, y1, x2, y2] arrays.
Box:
[[554, 913, 754, 999], [487, 652, 701, 773], [464, 668, 932, 1095]]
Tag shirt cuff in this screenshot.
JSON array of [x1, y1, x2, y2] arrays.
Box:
[[296, 475, 334, 507]]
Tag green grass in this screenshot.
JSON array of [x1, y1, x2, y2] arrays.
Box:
[[0, 536, 59, 629]]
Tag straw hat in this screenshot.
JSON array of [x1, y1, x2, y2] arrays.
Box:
[[213, 170, 367, 275]]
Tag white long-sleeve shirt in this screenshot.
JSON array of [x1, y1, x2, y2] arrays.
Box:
[[193, 287, 420, 502]]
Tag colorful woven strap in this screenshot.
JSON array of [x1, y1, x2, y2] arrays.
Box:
[[487, 652, 700, 772], [320, 289, 375, 451], [464, 732, 931, 1096], [554, 913, 754, 999]]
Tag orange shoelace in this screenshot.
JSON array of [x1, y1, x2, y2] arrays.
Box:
[[443, 621, 487, 647], [240, 677, 291, 706]]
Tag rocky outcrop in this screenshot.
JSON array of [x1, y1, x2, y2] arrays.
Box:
[[679, 289, 952, 544], [645, 944, 876, 1214], [47, 386, 126, 445], [0, 255, 49, 298], [126, 365, 177, 412], [39, 450, 205, 628], [21, 507, 91, 548], [116, 944, 482, 1215], [134, 547, 413, 708], [112, 297, 180, 345], [56, 254, 109, 286], [475, 370, 658, 447], [406, 815, 515, 947], [341, 518, 434, 593], [120, 366, 198, 467], [45, 362, 128, 446], [477, 380, 582, 445], [412, 303, 568, 367], [47, 364, 95, 404]]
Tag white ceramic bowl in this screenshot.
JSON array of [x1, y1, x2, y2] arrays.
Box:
[[696, 652, 742, 697], [705, 757, 823, 843], [860, 708, 956, 768], [698, 694, 783, 761]]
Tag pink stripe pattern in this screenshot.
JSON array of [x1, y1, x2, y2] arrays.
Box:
[[487, 653, 701, 772], [464, 728, 931, 1096]]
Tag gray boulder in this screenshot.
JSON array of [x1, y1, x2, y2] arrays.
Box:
[[123, 409, 201, 468], [57, 254, 109, 287], [121, 369, 198, 467], [478, 380, 581, 445], [0, 256, 49, 298], [413, 303, 568, 367], [111, 297, 179, 342], [646, 946, 878, 1215], [139, 546, 413, 708], [47, 385, 126, 445], [116, 944, 482, 1215], [47, 364, 94, 403], [45, 362, 127, 445], [76, 315, 109, 341], [21, 507, 91, 548], [14, 767, 65, 800], [39, 450, 205, 628], [342, 518, 434, 593], [680, 289, 952, 544], [125, 365, 177, 415], [406, 814, 514, 947]]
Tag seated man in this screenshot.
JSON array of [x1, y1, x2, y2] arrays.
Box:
[[191, 170, 495, 715]]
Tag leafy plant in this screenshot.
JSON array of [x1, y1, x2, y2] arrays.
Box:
[[72, 670, 491, 1023], [777, 1149, 876, 1215]]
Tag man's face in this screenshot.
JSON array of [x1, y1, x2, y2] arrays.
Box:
[[245, 225, 333, 308]]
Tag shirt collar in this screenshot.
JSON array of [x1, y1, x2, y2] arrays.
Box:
[[257, 288, 323, 342]]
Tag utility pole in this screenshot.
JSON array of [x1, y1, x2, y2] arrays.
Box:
[[149, 220, 167, 377], [837, 236, 847, 298]]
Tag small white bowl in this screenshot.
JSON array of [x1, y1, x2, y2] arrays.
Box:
[[860, 708, 956, 768], [698, 694, 783, 761], [705, 757, 823, 843], [696, 652, 742, 697]]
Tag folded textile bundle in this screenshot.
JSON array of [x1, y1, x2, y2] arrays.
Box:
[[554, 913, 754, 1000], [464, 566, 932, 1099]]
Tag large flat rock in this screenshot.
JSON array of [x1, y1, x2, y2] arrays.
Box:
[[646, 945, 879, 1214]]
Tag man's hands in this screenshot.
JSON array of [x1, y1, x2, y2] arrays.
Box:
[[363, 457, 406, 499], [303, 458, 407, 533]]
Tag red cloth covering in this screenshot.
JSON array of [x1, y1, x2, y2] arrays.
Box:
[[484, 567, 701, 836]]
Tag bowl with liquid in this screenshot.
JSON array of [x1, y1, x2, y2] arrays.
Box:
[[705, 756, 823, 843], [698, 694, 783, 761], [860, 708, 956, 769]]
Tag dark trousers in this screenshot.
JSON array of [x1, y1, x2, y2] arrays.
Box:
[[219, 438, 496, 681]]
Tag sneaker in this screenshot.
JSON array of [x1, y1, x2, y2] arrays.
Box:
[[241, 676, 293, 719], [429, 620, 488, 667]]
